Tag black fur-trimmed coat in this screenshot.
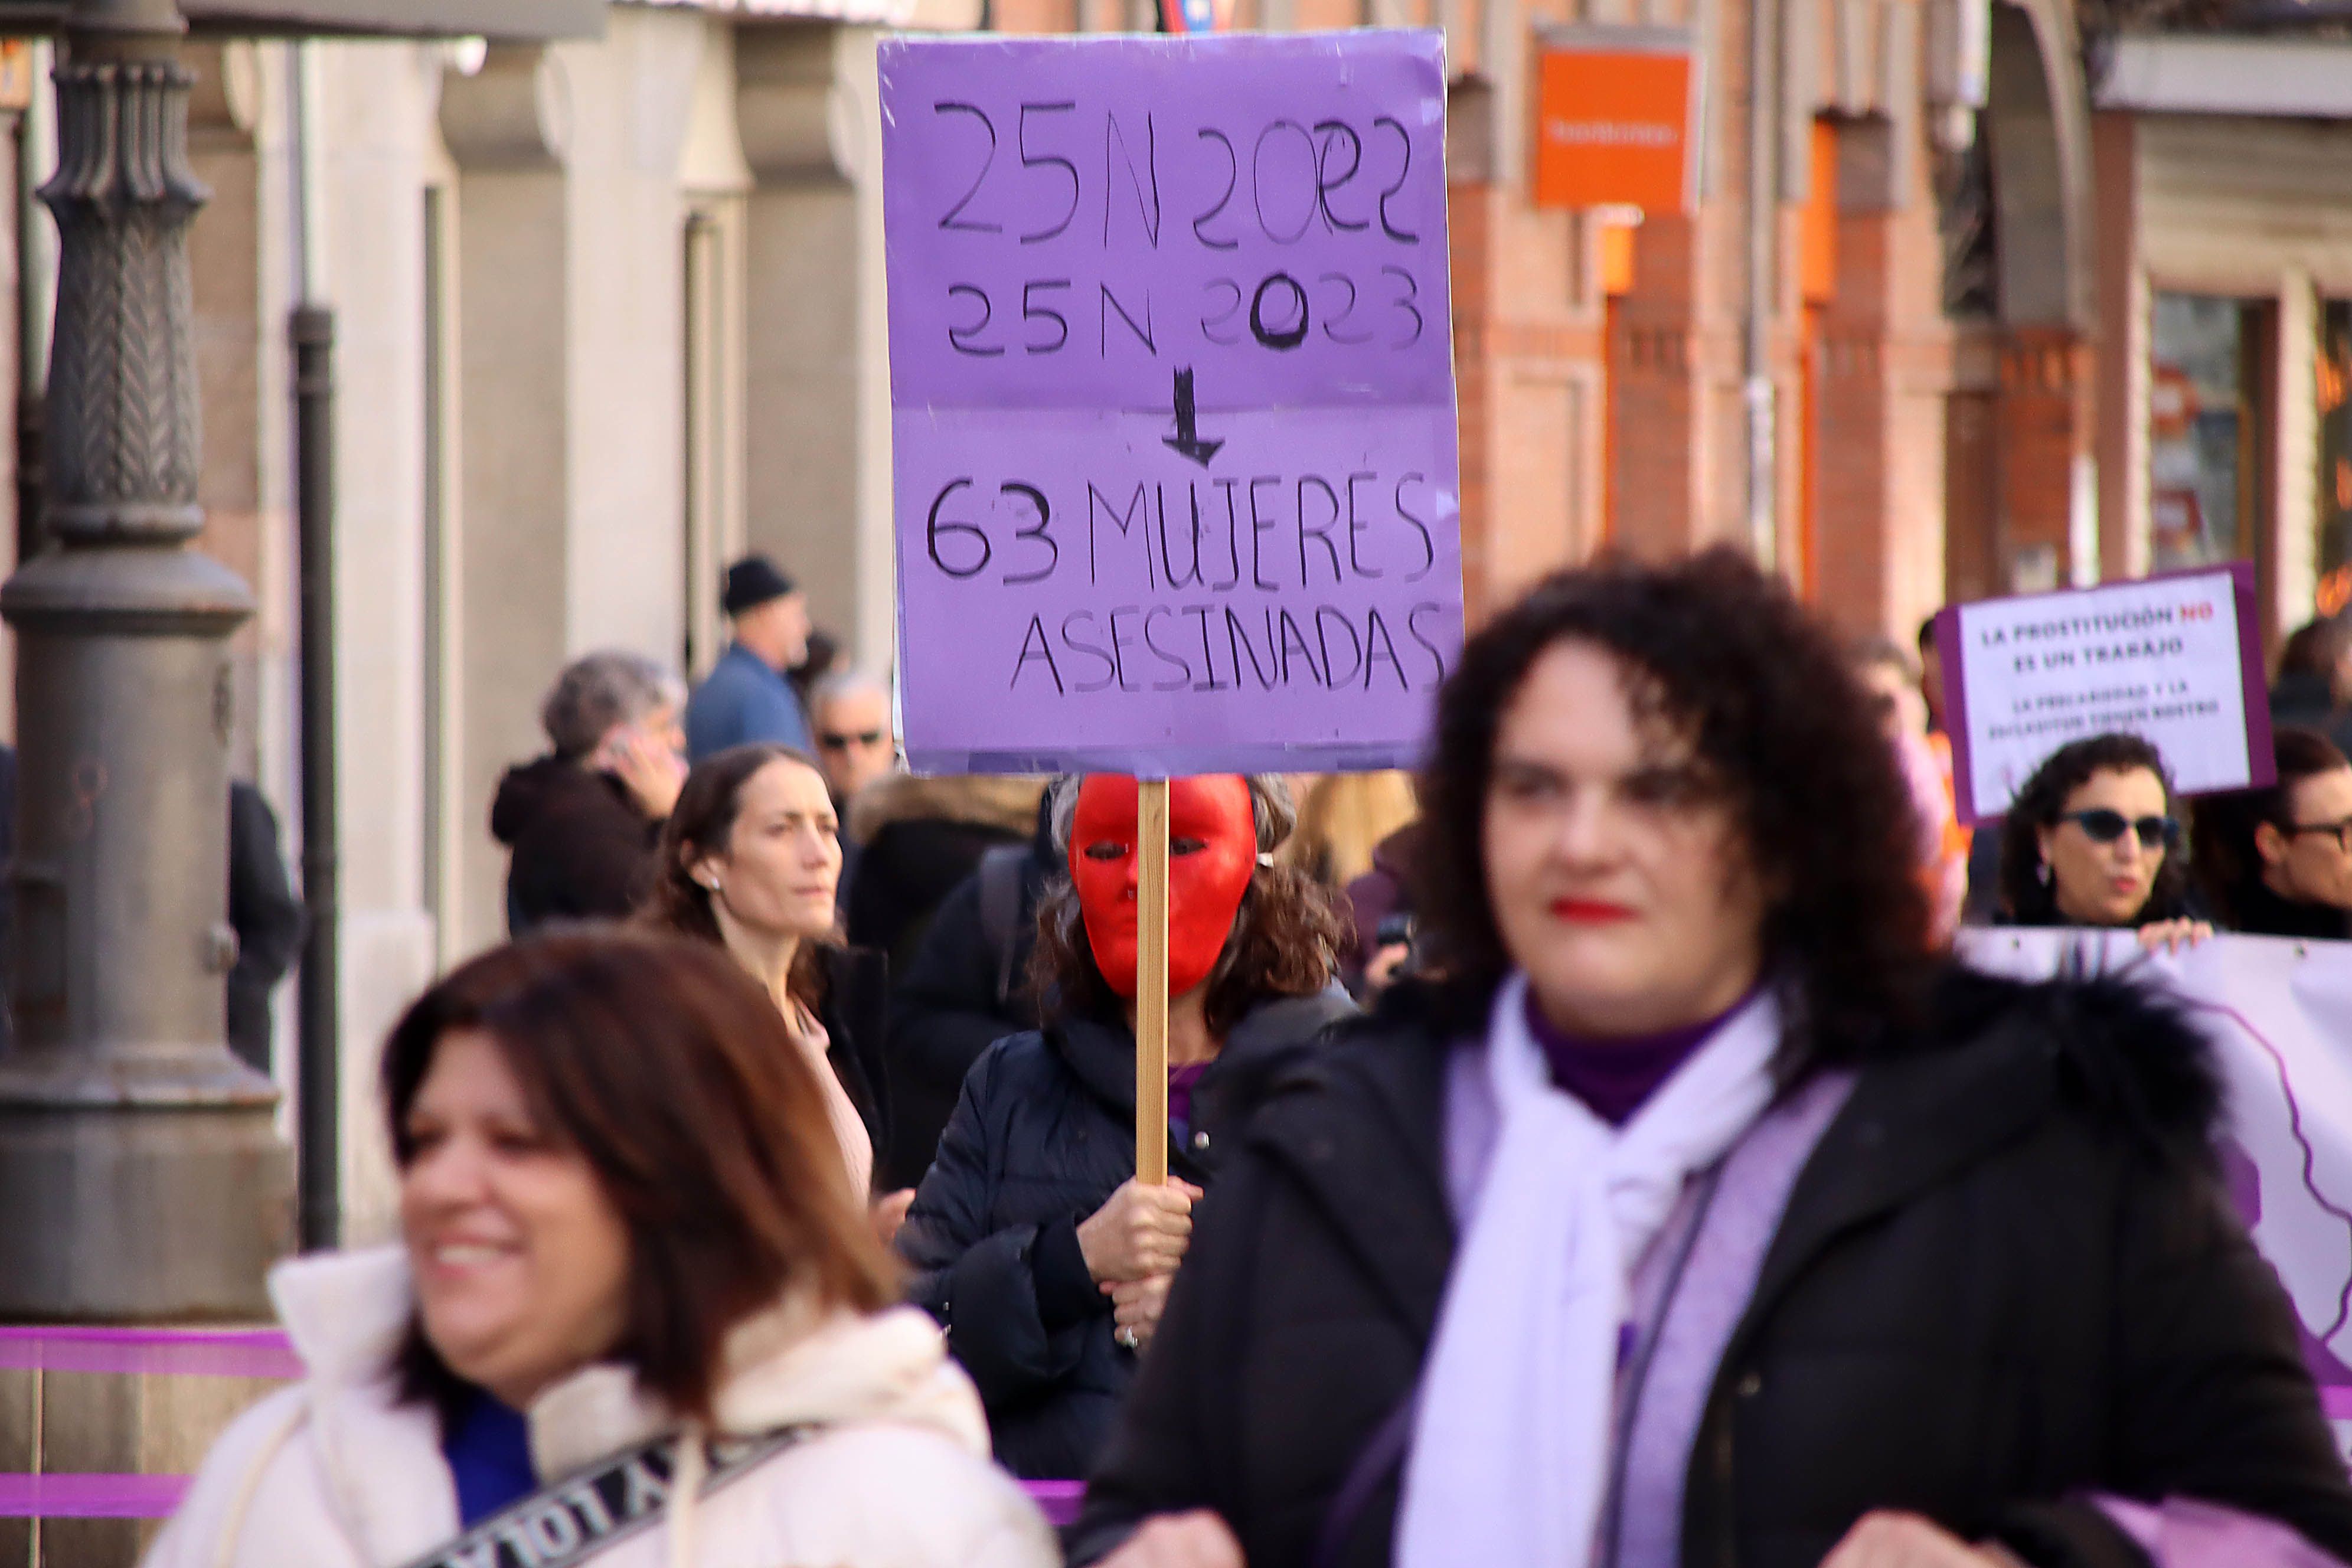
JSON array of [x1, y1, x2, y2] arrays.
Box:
[[1068, 967, 2352, 1568]]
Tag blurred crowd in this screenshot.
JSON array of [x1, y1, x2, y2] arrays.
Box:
[[146, 547, 2352, 1568]]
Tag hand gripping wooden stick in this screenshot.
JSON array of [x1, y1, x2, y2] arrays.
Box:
[[1135, 777, 1170, 1186]]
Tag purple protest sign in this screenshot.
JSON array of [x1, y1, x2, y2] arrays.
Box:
[[879, 31, 1463, 776]]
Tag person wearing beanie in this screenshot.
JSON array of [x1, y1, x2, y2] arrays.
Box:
[[685, 555, 816, 762]]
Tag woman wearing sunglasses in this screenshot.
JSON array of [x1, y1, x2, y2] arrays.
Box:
[[1996, 733, 2210, 949], [2194, 727, 2352, 939]]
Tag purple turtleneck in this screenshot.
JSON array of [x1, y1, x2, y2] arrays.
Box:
[[1168, 1061, 1211, 1132], [1524, 987, 1752, 1126]]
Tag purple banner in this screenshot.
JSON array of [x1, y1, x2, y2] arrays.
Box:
[[1961, 930, 2352, 1471], [879, 32, 1464, 777]]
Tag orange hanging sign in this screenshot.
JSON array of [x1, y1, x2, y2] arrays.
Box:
[[1533, 27, 1699, 216], [0, 42, 32, 113]]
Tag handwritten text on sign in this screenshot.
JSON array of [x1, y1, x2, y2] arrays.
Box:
[[1935, 563, 2274, 822], [879, 32, 1464, 776]]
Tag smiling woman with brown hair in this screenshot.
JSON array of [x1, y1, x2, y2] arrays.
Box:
[[143, 931, 1054, 1568], [1073, 549, 2352, 1568]]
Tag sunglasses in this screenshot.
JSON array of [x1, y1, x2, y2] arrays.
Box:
[[817, 729, 886, 750], [2060, 808, 2180, 851]]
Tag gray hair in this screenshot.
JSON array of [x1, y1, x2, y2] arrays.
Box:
[[1046, 773, 1296, 857], [809, 667, 891, 716], [540, 649, 683, 760]]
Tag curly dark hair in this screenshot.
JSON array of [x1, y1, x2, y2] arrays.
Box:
[[1996, 732, 2191, 926], [641, 742, 835, 1012], [1027, 776, 1347, 1040], [2191, 726, 2348, 927], [1413, 547, 1937, 1072]]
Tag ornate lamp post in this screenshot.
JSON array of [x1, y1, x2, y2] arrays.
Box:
[[0, 0, 293, 1317]]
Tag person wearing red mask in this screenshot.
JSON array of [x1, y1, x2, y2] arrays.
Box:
[[896, 773, 1355, 1479]]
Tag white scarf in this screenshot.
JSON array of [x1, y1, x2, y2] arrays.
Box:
[[1396, 972, 1782, 1568]]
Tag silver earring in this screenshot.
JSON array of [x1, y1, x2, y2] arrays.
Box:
[[2037, 861, 2052, 887], [701, 876, 721, 893]]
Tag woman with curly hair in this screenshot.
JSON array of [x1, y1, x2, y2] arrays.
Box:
[[1072, 550, 2352, 1568], [1995, 731, 2210, 949], [895, 773, 1354, 1479], [2193, 726, 2352, 938]]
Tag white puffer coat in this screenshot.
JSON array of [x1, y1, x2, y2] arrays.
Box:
[[141, 1247, 1057, 1568]]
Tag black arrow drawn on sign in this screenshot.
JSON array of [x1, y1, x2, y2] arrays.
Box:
[[1162, 367, 1224, 469]]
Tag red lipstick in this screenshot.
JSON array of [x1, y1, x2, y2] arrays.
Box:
[[1550, 897, 1635, 924]]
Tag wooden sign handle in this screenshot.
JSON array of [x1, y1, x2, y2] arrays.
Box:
[[1135, 777, 1170, 1185]]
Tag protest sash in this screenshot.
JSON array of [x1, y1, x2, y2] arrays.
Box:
[[400, 1426, 812, 1568]]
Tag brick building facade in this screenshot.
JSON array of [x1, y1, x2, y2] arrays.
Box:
[[1439, 0, 2099, 639], [1417, 0, 2352, 651], [984, 0, 2352, 655]]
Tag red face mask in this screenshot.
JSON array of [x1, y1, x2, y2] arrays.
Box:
[[1070, 774, 1258, 999]]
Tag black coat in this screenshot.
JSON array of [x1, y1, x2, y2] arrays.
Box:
[[2225, 878, 2352, 942], [226, 781, 307, 1073], [1069, 969, 2352, 1568], [880, 831, 1056, 1191], [814, 943, 892, 1188], [848, 815, 1025, 973], [898, 988, 1358, 1480], [491, 756, 662, 935]]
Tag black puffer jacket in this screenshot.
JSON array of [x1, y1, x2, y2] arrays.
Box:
[[897, 988, 1357, 1480], [1070, 968, 2352, 1568], [490, 756, 662, 935], [845, 775, 1045, 972], [881, 808, 1057, 1190]]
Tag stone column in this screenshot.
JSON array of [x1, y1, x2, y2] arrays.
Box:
[[0, 0, 293, 1319]]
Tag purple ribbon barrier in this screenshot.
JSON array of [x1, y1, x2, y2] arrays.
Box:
[[0, 1324, 1091, 1525], [1027, 1479, 1084, 1526], [0, 1325, 302, 1380], [0, 1475, 190, 1519], [0, 1474, 1087, 1523]]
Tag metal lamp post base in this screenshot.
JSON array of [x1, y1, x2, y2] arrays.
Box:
[[0, 1102, 290, 1321], [0, 543, 295, 1319], [0, 0, 301, 1330]]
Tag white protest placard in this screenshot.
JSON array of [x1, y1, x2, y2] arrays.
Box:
[[1933, 563, 2274, 823]]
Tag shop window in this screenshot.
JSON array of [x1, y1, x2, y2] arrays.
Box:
[[2317, 300, 2352, 616], [2148, 293, 2268, 576]]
